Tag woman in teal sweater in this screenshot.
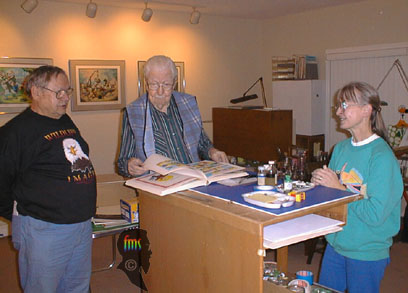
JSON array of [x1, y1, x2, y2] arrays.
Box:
[[311, 82, 403, 292]]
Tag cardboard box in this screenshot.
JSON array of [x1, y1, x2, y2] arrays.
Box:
[[120, 198, 139, 223]]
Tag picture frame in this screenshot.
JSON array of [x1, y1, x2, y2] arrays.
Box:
[[69, 60, 126, 111], [0, 57, 53, 114], [137, 61, 185, 97]]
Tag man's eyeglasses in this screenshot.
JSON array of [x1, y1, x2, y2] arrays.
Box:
[[40, 86, 74, 99], [147, 82, 174, 91]]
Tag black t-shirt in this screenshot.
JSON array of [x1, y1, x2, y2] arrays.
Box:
[[0, 108, 96, 224]]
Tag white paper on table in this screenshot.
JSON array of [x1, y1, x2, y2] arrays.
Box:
[[263, 214, 344, 249]]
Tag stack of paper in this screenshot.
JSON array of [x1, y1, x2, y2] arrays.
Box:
[[263, 214, 343, 249]]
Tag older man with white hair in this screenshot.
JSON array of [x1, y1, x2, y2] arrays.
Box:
[[118, 55, 228, 177]]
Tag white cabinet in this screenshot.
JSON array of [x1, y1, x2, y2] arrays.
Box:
[[272, 80, 325, 138]]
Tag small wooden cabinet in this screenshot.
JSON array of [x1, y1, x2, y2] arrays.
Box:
[[212, 107, 292, 162]]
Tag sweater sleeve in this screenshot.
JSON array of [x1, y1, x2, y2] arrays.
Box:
[[350, 150, 403, 227]]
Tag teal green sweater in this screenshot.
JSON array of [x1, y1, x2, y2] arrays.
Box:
[[326, 137, 403, 261]]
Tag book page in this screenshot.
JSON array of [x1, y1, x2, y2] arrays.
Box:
[[125, 172, 206, 196], [144, 154, 204, 179], [188, 160, 247, 182]]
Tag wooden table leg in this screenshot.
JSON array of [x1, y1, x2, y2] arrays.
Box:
[[277, 246, 288, 274]]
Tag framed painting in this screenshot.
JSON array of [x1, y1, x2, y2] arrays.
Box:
[[137, 61, 185, 97], [0, 57, 53, 114], [69, 60, 126, 111]]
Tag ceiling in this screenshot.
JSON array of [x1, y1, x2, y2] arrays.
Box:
[[46, 0, 366, 19]]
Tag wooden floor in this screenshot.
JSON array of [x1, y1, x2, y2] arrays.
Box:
[[0, 235, 407, 292]]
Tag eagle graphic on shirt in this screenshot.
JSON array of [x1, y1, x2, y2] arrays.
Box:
[[63, 138, 92, 173], [339, 163, 367, 197]]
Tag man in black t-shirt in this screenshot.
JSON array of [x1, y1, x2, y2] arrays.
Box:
[[0, 66, 96, 292]]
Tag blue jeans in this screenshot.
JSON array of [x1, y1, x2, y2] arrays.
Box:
[[319, 243, 389, 293], [12, 215, 92, 293]]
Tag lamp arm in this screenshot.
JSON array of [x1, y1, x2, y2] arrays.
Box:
[[242, 77, 262, 96], [259, 77, 268, 108], [377, 59, 408, 93], [395, 60, 408, 93]]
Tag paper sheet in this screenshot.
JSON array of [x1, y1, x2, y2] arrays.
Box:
[[263, 214, 344, 249]]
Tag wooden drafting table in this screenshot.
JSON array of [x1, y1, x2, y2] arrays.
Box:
[[138, 185, 361, 292]]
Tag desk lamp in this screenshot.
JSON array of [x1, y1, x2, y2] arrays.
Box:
[[230, 77, 268, 109]]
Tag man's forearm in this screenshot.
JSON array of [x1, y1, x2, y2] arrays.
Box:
[[197, 129, 214, 160]]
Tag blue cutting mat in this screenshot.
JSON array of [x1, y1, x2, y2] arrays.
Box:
[[192, 183, 357, 216]]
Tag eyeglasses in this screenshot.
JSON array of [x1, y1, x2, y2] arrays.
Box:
[[40, 86, 74, 99], [334, 101, 361, 111], [147, 82, 174, 91]]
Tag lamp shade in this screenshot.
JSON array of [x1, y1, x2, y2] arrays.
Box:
[[21, 0, 38, 14], [142, 7, 153, 22], [190, 10, 201, 24], [86, 2, 97, 18]]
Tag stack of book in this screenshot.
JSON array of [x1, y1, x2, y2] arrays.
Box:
[[272, 56, 296, 80], [272, 55, 318, 80], [92, 217, 138, 233]]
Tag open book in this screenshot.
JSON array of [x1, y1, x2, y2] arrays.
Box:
[[125, 154, 248, 196]]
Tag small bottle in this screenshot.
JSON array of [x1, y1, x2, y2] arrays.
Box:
[[298, 153, 307, 181], [266, 161, 278, 186], [283, 174, 293, 193], [291, 158, 299, 181], [257, 166, 266, 186]]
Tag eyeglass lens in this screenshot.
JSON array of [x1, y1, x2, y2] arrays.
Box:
[[56, 88, 74, 99], [335, 101, 348, 110]]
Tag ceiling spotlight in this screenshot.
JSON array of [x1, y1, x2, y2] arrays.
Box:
[[86, 0, 97, 18], [142, 0, 153, 22], [21, 0, 38, 14], [190, 7, 201, 24]]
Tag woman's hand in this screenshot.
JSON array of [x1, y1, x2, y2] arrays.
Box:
[[311, 165, 345, 190]]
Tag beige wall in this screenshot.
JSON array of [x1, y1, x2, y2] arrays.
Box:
[[261, 0, 408, 99], [1, 0, 407, 175], [0, 0, 263, 174]]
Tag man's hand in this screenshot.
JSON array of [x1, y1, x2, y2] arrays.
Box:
[[127, 158, 147, 176], [209, 148, 229, 163]]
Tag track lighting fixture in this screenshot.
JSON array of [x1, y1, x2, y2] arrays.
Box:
[[86, 0, 97, 18], [142, 0, 153, 22], [190, 7, 201, 24], [21, 0, 38, 14]]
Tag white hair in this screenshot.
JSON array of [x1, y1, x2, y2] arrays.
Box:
[[144, 55, 177, 81]]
